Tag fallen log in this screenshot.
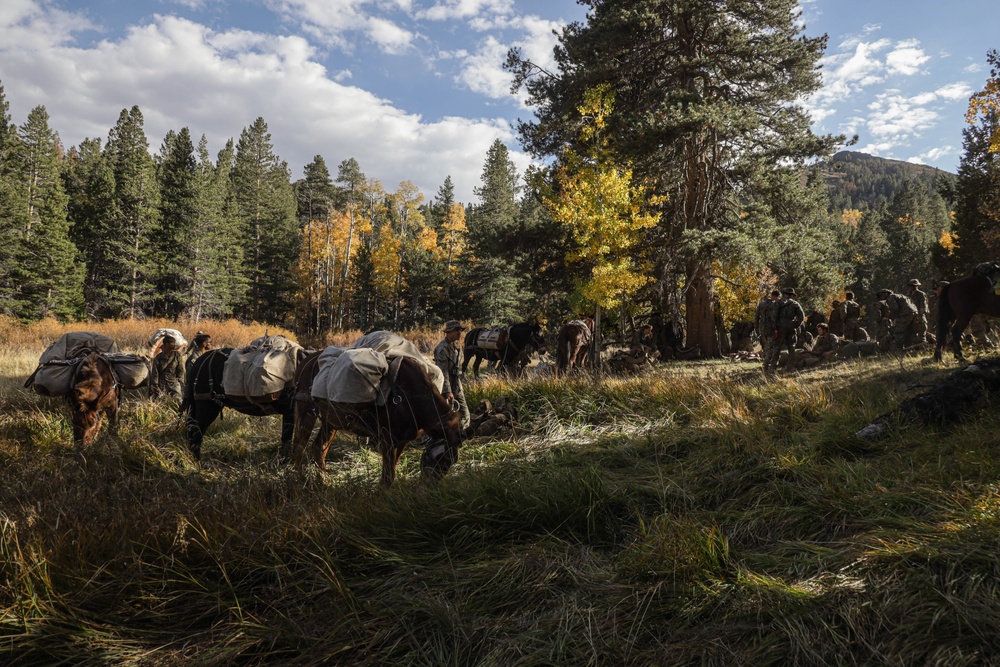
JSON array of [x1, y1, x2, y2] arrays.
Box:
[[855, 358, 1000, 439]]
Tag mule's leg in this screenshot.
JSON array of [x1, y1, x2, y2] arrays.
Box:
[[107, 393, 120, 437], [951, 317, 972, 360], [186, 401, 222, 460], [379, 440, 408, 487], [310, 421, 337, 472], [472, 353, 483, 379], [292, 401, 316, 469], [278, 408, 295, 461]]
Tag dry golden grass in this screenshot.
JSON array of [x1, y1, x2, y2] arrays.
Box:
[[6, 323, 1000, 665], [0, 316, 446, 357]]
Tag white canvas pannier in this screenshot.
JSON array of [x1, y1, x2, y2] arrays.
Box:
[[311, 347, 390, 404], [222, 335, 304, 399], [25, 332, 123, 397], [475, 327, 507, 351]]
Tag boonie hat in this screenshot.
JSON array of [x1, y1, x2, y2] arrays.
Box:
[[908, 278, 921, 286], [443, 320, 465, 333], [782, 287, 796, 296]]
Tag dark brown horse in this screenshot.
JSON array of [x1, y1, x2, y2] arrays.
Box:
[[292, 355, 464, 486], [935, 269, 1000, 361], [68, 353, 120, 451], [556, 318, 594, 376], [181, 348, 310, 460], [462, 320, 547, 378]]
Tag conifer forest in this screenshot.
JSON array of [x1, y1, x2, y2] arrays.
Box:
[[2, 46, 997, 349]]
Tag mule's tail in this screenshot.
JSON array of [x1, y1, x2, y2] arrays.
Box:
[[936, 283, 953, 341], [556, 335, 569, 375]]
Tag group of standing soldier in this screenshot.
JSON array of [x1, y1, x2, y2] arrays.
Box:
[[754, 278, 942, 373], [755, 287, 806, 372]]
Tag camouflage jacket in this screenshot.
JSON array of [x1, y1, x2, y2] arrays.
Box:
[[885, 293, 917, 318], [844, 300, 861, 320], [811, 332, 840, 355], [776, 298, 805, 331], [828, 303, 847, 326], [433, 339, 461, 395], [909, 289, 927, 315], [150, 350, 185, 396]]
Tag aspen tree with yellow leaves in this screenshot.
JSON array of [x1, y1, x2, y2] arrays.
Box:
[[547, 85, 660, 360]]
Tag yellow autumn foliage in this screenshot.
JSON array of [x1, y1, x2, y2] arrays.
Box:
[[967, 59, 1000, 153], [939, 229, 958, 256], [547, 84, 661, 311], [713, 262, 779, 328]]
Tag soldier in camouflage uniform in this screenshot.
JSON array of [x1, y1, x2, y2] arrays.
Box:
[[874, 295, 892, 350], [907, 279, 928, 343], [185, 332, 213, 374], [877, 288, 918, 352], [772, 287, 805, 369], [797, 322, 841, 368], [434, 320, 471, 430], [756, 289, 781, 372], [150, 335, 185, 400], [828, 299, 846, 337], [843, 291, 865, 341]]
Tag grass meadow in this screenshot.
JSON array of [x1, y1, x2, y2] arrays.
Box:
[[3, 318, 1000, 665]]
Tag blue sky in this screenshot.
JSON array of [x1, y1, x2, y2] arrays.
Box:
[[0, 0, 996, 204]]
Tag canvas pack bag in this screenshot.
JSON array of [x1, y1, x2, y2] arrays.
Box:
[[350, 330, 444, 393], [25, 332, 122, 397], [148, 328, 188, 349], [475, 327, 507, 351], [222, 335, 304, 399], [311, 347, 390, 404], [104, 353, 151, 390]]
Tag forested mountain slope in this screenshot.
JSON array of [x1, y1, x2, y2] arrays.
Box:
[[822, 150, 956, 212]]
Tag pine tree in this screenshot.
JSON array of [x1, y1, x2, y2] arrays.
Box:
[[6, 106, 83, 318], [232, 117, 298, 323], [508, 0, 841, 356], [295, 155, 336, 229], [103, 106, 161, 318], [185, 137, 247, 320], [154, 127, 198, 317], [63, 137, 116, 317], [0, 80, 21, 313], [468, 139, 520, 257]]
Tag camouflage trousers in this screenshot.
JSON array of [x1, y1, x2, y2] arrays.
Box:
[[764, 329, 796, 369], [912, 314, 928, 343], [890, 314, 916, 352], [762, 333, 779, 370], [451, 378, 471, 430], [844, 318, 866, 341]]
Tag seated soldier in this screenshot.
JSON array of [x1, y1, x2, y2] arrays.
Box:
[[797, 322, 840, 368]]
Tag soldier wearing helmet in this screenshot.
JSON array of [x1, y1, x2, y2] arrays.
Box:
[[907, 279, 928, 343], [877, 288, 918, 353]]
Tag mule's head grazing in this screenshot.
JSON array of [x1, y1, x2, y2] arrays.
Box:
[[528, 321, 547, 354], [68, 352, 118, 449], [393, 357, 464, 477]]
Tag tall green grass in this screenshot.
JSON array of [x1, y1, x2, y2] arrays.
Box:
[[4, 337, 1000, 664]]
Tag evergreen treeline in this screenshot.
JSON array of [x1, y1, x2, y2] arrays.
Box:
[[0, 46, 992, 352]]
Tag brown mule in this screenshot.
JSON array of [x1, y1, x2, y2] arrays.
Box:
[[292, 355, 464, 486], [68, 353, 120, 451]]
